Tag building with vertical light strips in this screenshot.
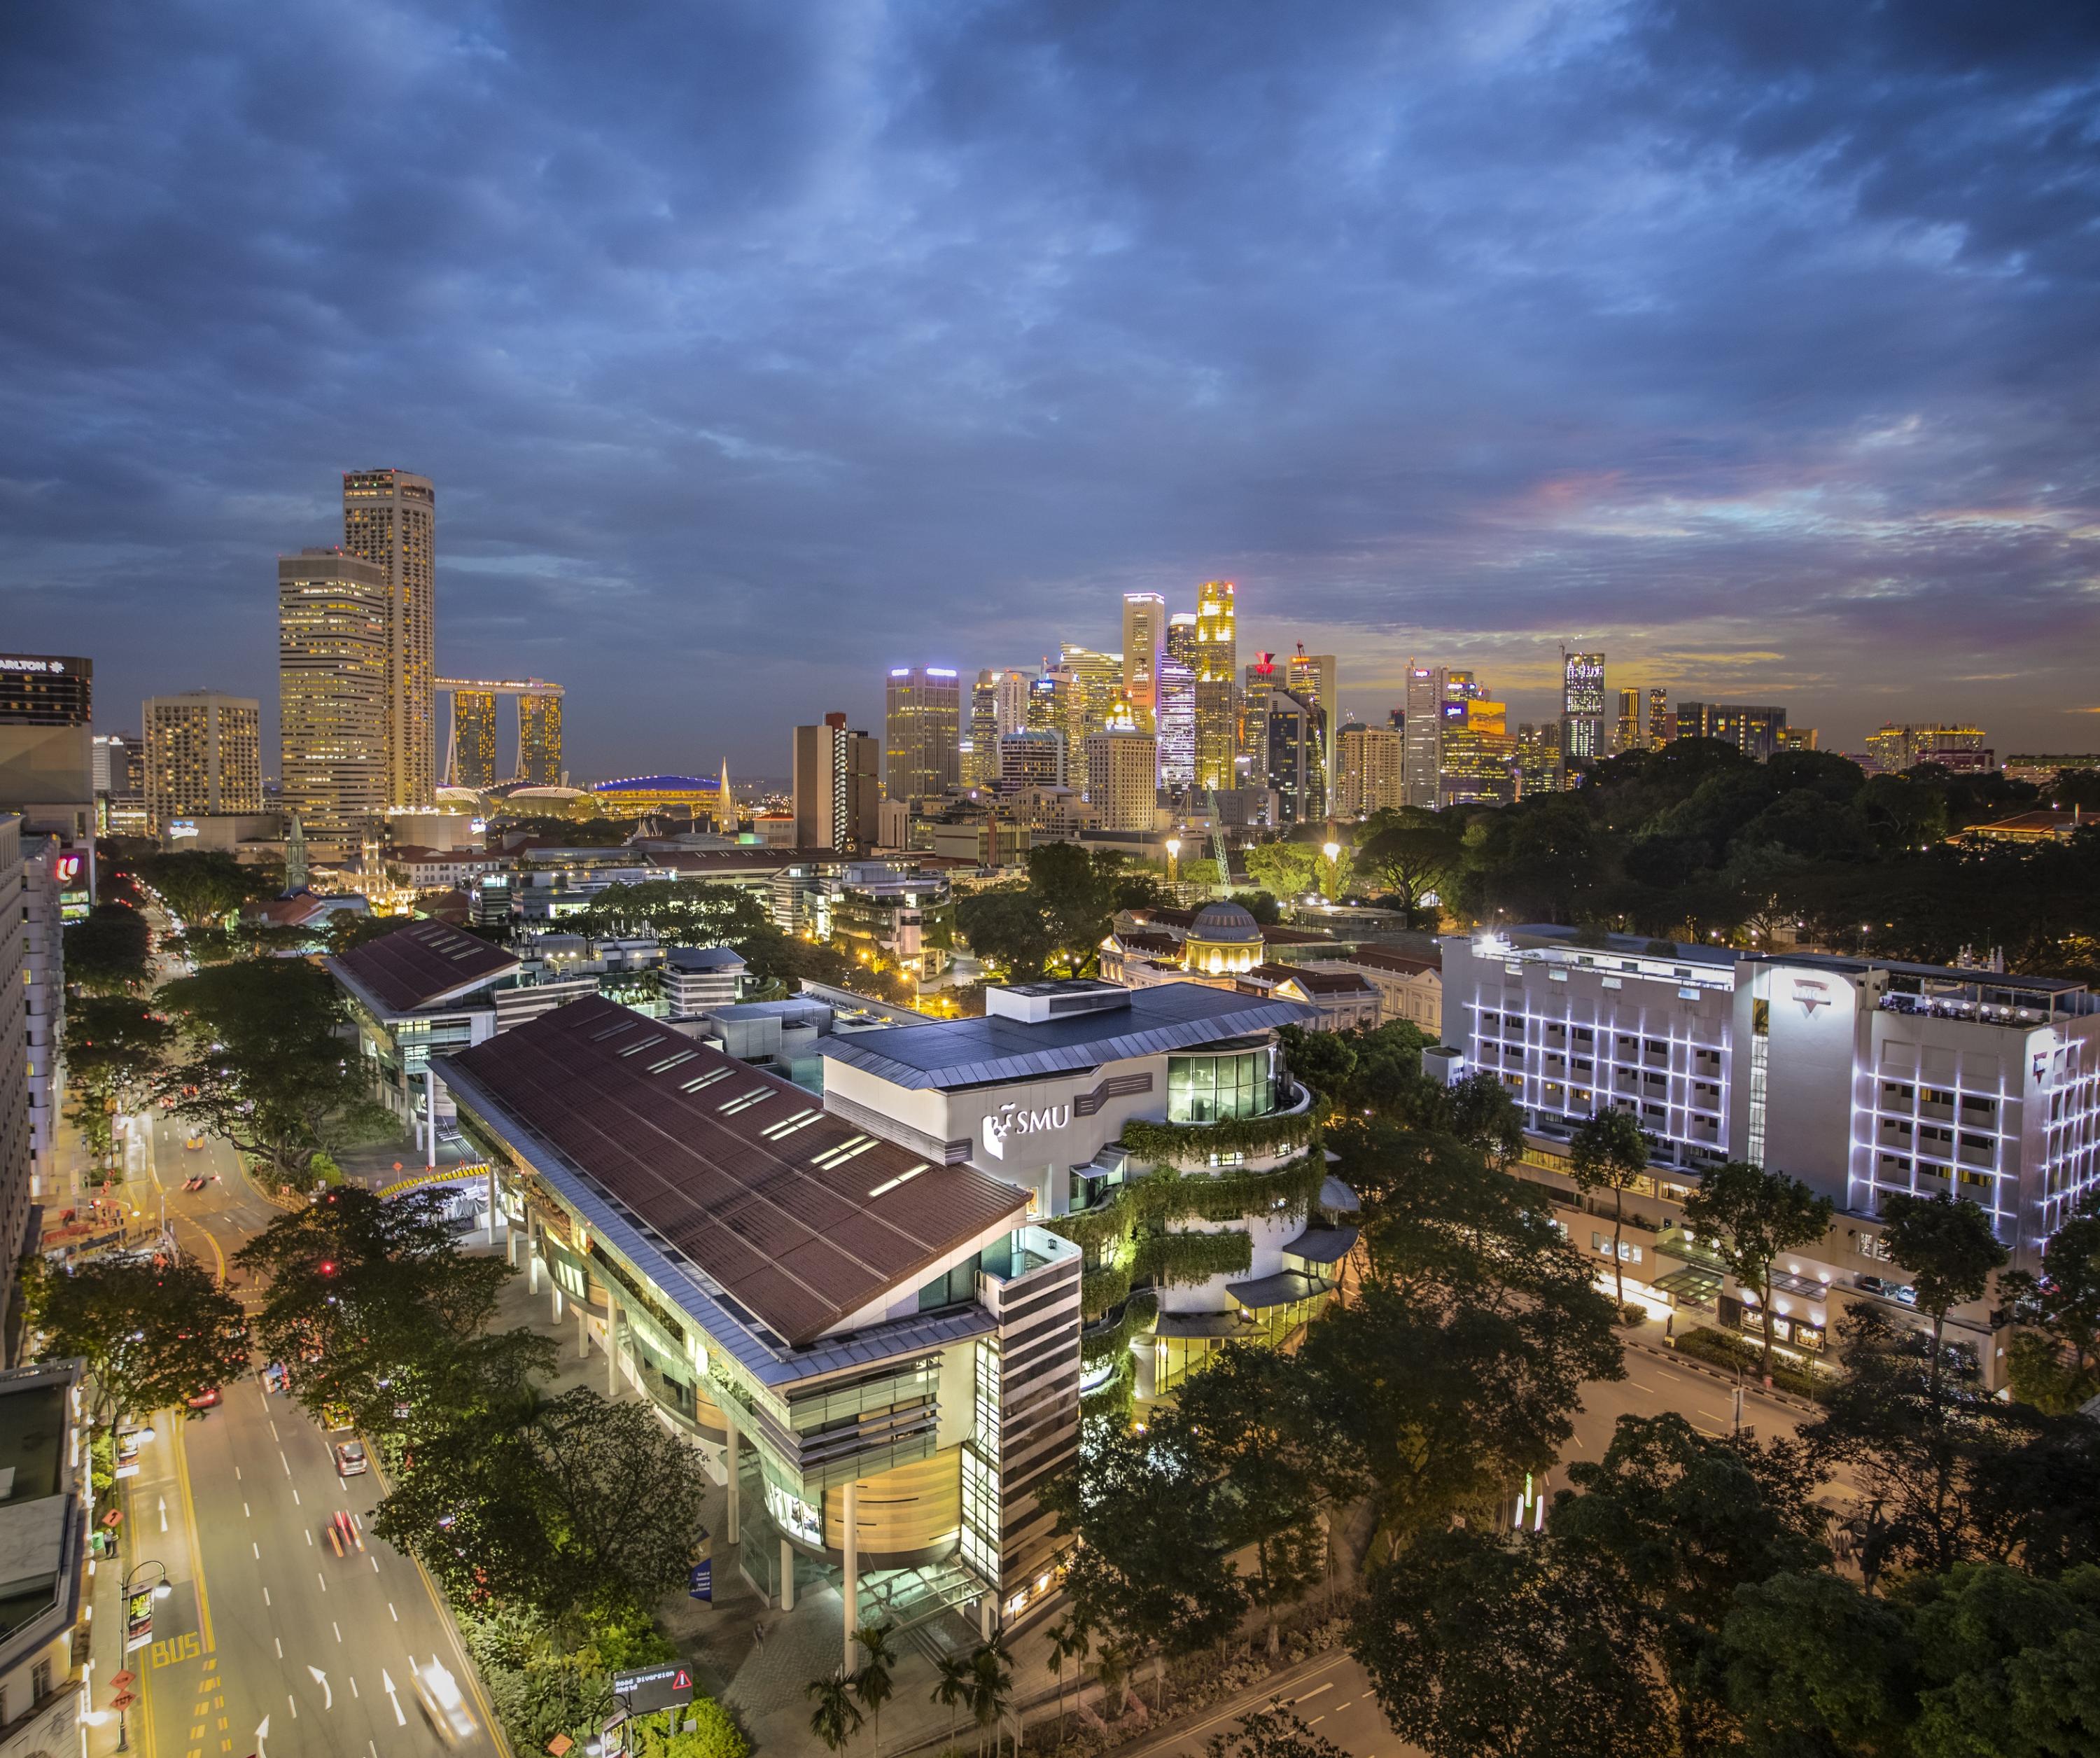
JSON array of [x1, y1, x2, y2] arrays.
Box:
[[519, 690, 563, 784], [883, 667, 961, 802], [280, 550, 392, 860], [342, 468, 437, 810], [1560, 648, 1606, 763], [453, 690, 498, 788], [1336, 723, 1404, 815], [1193, 580, 1238, 790]]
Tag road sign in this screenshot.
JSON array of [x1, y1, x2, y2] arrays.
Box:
[[110, 1670, 135, 1689], [110, 1692, 136, 1710], [611, 1662, 695, 1715], [688, 1560, 712, 1602]]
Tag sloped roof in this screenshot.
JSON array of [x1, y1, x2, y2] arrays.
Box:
[[328, 919, 519, 1012], [1243, 963, 1377, 997], [436, 996, 1028, 1348]]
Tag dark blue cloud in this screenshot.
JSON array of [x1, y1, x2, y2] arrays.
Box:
[[1, 0, 2096, 774]]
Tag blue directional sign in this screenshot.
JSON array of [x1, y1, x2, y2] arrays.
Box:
[[688, 1560, 713, 1602]]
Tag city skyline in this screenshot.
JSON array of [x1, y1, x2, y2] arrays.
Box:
[[3, 6, 2096, 777]]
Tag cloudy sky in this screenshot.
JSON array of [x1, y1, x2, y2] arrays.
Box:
[[3, 0, 2096, 779]]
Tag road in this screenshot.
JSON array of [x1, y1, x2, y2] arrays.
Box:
[[111, 1108, 503, 1758]]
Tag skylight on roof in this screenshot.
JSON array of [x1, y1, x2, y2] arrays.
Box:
[[866, 1164, 928, 1198], [617, 1035, 666, 1058], [648, 1049, 699, 1074], [718, 1087, 771, 1115], [761, 1108, 821, 1140], [680, 1068, 731, 1093], [813, 1135, 879, 1170]]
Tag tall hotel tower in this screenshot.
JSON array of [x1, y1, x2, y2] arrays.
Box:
[[1194, 580, 1238, 791], [342, 469, 436, 810]]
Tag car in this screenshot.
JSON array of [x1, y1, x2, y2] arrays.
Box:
[[323, 1509, 365, 1558], [1856, 1274, 1888, 1296], [186, 1386, 220, 1411], [183, 1134, 204, 1152], [262, 1362, 288, 1394], [320, 1402, 355, 1432], [334, 1439, 368, 1478], [412, 1660, 479, 1747]]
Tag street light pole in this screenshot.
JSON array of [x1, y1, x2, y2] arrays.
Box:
[[115, 1561, 172, 1750]]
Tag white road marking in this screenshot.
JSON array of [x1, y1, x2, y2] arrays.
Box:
[[382, 1670, 406, 1725], [1292, 1684, 1334, 1705], [1627, 1378, 1660, 1394], [1310, 1715, 1327, 1726], [270, 1422, 279, 1441], [318, 1571, 327, 1591], [263, 1586, 272, 1606], [289, 1696, 297, 1718], [388, 1603, 398, 1622], [307, 1666, 332, 1710], [349, 1675, 359, 1698], [244, 1502, 250, 1518], [281, 1451, 291, 1474], [253, 1542, 260, 1558], [305, 1530, 312, 1547], [234, 1466, 242, 1481], [275, 1637, 283, 1658], [370, 1556, 379, 1572], [159, 1495, 168, 1533], [334, 1621, 342, 1643], [290, 1488, 300, 1505]]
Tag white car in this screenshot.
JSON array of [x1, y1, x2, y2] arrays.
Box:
[[413, 1660, 479, 1747]]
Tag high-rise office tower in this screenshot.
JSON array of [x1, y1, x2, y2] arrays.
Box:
[[1336, 723, 1404, 815], [0, 815, 30, 1360], [1678, 703, 1789, 762], [997, 729, 1067, 793], [1403, 664, 1444, 808], [1515, 722, 1564, 797], [1082, 728, 1159, 832], [883, 666, 961, 802], [1242, 653, 1280, 766], [1286, 647, 1338, 798], [1614, 687, 1646, 754], [342, 468, 436, 810], [993, 669, 1032, 738], [1157, 618, 1197, 788], [794, 712, 881, 852], [962, 670, 1000, 790], [1266, 689, 1326, 828], [1560, 648, 1606, 763], [1121, 593, 1166, 730], [1058, 643, 1124, 742], [0, 653, 94, 841], [1648, 688, 1670, 749], [1194, 580, 1238, 791], [279, 550, 391, 862], [1027, 670, 1074, 741], [519, 691, 564, 786], [143, 690, 262, 833], [452, 690, 498, 788], [1439, 692, 1516, 807]]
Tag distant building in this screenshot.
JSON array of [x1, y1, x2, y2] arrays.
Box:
[[1236, 961, 1380, 1030], [1287, 648, 1338, 800], [883, 666, 962, 802], [1439, 678, 1514, 807], [794, 713, 880, 853], [828, 860, 954, 981], [1865, 723, 1991, 775], [2004, 755, 2100, 788], [1336, 723, 1404, 816], [1059, 643, 1125, 744], [0, 817, 31, 1355], [1560, 648, 1606, 762], [1647, 688, 1670, 750], [342, 468, 437, 810], [997, 729, 1068, 793], [0, 652, 94, 840], [1082, 727, 1159, 832], [452, 688, 498, 788], [662, 945, 750, 1017], [1515, 721, 1563, 797], [588, 774, 722, 818], [519, 690, 564, 785], [1674, 702, 1789, 761], [144, 690, 262, 835], [1403, 664, 1444, 808], [1122, 592, 1167, 730], [280, 550, 391, 863], [1266, 688, 1326, 827], [1158, 615, 1198, 788], [1194, 580, 1238, 790]]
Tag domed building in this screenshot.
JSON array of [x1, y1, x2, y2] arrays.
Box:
[[1182, 900, 1264, 976]]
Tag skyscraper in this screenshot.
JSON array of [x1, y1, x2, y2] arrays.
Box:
[[342, 468, 436, 810], [1336, 723, 1404, 815], [279, 550, 390, 861], [963, 670, 1001, 790], [0, 653, 94, 839], [1287, 648, 1338, 800], [1403, 664, 1444, 808], [1242, 653, 1282, 768], [1194, 580, 1238, 791], [519, 690, 563, 786], [1157, 616, 1198, 788], [794, 713, 880, 852], [1121, 593, 1166, 730], [1266, 688, 1326, 828], [1515, 722, 1564, 796], [1614, 687, 1646, 754], [143, 690, 262, 832], [1438, 692, 1516, 807], [1560, 648, 1606, 763], [883, 667, 961, 802], [0, 815, 30, 1360], [997, 730, 1067, 792], [1082, 728, 1158, 832], [993, 669, 1032, 738], [1058, 643, 1124, 742], [452, 689, 498, 788], [1648, 688, 1670, 750]]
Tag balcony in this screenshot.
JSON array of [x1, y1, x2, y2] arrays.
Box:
[[1653, 1227, 1727, 1272]]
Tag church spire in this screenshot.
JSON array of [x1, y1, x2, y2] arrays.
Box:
[[718, 762, 734, 833]]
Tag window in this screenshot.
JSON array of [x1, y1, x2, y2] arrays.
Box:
[[1167, 1048, 1279, 1123], [31, 1658, 50, 1699]]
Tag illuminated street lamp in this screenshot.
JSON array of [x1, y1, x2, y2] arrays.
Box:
[[1322, 839, 1341, 898], [115, 1562, 172, 1750], [1165, 837, 1181, 884]]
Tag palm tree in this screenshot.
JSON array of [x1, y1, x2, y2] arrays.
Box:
[[808, 1670, 864, 1754], [851, 1620, 897, 1757], [1046, 1617, 1091, 1747], [969, 1639, 1014, 1758], [931, 1652, 974, 1750]]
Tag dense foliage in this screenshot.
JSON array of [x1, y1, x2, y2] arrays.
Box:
[[31, 1252, 248, 1429]]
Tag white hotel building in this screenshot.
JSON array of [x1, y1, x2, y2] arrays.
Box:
[[1437, 926, 2100, 1379]]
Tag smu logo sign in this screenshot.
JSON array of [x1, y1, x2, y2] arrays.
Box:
[[983, 1101, 1071, 1159]]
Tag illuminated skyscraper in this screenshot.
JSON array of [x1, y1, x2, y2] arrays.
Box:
[[1157, 615, 1198, 789], [1287, 648, 1338, 797], [1082, 728, 1158, 832], [1439, 691, 1516, 807], [519, 691, 563, 786], [883, 666, 961, 801], [1336, 723, 1404, 815], [1194, 580, 1238, 791], [342, 468, 436, 809], [1403, 664, 1444, 808], [1242, 653, 1282, 767], [794, 713, 880, 851], [1648, 688, 1670, 750], [1058, 643, 1124, 742], [1560, 648, 1606, 763], [1121, 593, 1166, 730], [1266, 689, 1325, 828], [279, 550, 388, 862], [453, 690, 498, 787], [1515, 722, 1564, 797], [1614, 687, 1646, 754], [144, 690, 262, 832]]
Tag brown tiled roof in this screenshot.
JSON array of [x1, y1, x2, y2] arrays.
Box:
[[1242, 963, 1377, 996], [1259, 925, 1335, 945], [1114, 929, 1182, 957], [1346, 946, 1443, 976], [646, 848, 840, 873], [330, 919, 520, 1012], [439, 996, 1028, 1346]]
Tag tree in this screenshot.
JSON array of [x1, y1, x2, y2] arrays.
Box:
[[930, 1653, 972, 1748], [1353, 1526, 1663, 1758], [234, 1187, 526, 1435], [806, 1673, 864, 1754], [1568, 1107, 1653, 1310], [65, 903, 153, 995], [1356, 809, 1464, 929], [967, 1640, 1013, 1758], [132, 849, 279, 926], [1718, 1568, 1918, 1758], [955, 887, 1058, 979], [570, 879, 775, 949], [1899, 1563, 2100, 1758], [850, 1621, 895, 1756], [1881, 1193, 2009, 1399], [1438, 1072, 1526, 1164], [63, 996, 174, 1166], [1684, 1161, 1835, 1381], [1028, 842, 1114, 966], [2000, 1197, 2100, 1412], [158, 956, 399, 1188], [1045, 1617, 1090, 1747], [1205, 1702, 1350, 1758], [34, 1253, 247, 1430]]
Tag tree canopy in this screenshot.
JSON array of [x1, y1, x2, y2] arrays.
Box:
[[33, 1252, 248, 1429]]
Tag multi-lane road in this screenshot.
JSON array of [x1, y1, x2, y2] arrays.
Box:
[[108, 1110, 504, 1758]]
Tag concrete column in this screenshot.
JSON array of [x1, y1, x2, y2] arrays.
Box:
[[724, 1414, 740, 1545], [486, 1162, 501, 1246], [780, 1537, 796, 1612], [606, 1302, 621, 1395], [553, 1282, 565, 1321], [979, 1593, 995, 1641], [576, 1304, 589, 1359], [841, 1479, 860, 1673], [425, 1068, 439, 1170], [505, 1219, 519, 1269], [527, 1230, 541, 1295]]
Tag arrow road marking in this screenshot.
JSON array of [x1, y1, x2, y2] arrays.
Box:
[[256, 1712, 270, 1758], [307, 1666, 332, 1710], [158, 1495, 167, 1533], [382, 1670, 406, 1726]]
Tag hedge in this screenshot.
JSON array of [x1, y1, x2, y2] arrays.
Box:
[[1670, 1323, 1829, 1404], [1080, 1264, 1132, 1322], [1131, 1229, 1254, 1288], [1121, 1103, 1324, 1168], [1082, 1290, 1160, 1363], [1047, 1150, 1329, 1251]]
